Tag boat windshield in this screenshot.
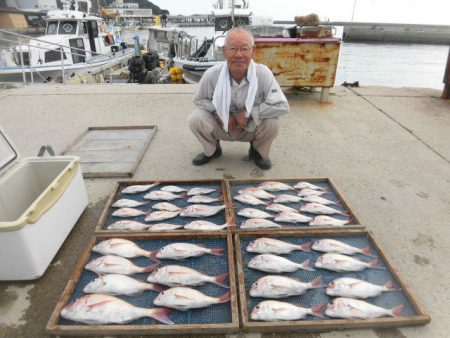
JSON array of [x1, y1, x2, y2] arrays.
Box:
[[46, 20, 78, 35]]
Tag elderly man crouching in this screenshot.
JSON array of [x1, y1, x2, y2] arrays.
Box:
[[188, 27, 290, 170]]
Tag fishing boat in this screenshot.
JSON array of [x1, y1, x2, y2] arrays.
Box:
[[0, 0, 134, 83], [171, 0, 252, 84]]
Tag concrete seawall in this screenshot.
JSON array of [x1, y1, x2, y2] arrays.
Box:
[[274, 21, 450, 45]]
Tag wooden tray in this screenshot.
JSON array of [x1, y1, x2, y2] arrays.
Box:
[[61, 126, 157, 178], [226, 178, 363, 232], [235, 229, 430, 333], [46, 233, 239, 336], [95, 180, 234, 234]]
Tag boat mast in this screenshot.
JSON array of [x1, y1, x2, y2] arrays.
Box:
[[231, 0, 235, 28]]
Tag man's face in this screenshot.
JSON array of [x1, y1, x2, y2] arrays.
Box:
[[224, 30, 254, 76]]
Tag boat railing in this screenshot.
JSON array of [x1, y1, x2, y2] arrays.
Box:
[[175, 33, 198, 60], [211, 34, 226, 60], [0, 28, 121, 84]]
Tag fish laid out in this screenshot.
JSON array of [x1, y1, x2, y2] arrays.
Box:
[[258, 181, 294, 192], [273, 194, 303, 204], [154, 243, 224, 260], [249, 275, 323, 298], [234, 193, 267, 206], [297, 189, 327, 197], [144, 191, 184, 201], [61, 294, 173, 325], [92, 238, 153, 258], [112, 199, 148, 208], [147, 223, 183, 232], [112, 208, 145, 218], [325, 297, 404, 319], [147, 265, 229, 288], [184, 220, 230, 231], [251, 301, 325, 321], [248, 254, 314, 273], [153, 287, 230, 310], [274, 211, 312, 224], [187, 187, 216, 196], [161, 185, 187, 193], [315, 253, 384, 272], [266, 203, 297, 213], [300, 203, 349, 216], [240, 218, 281, 229], [309, 215, 352, 227], [85, 255, 159, 275], [152, 202, 181, 212], [179, 204, 226, 217], [327, 278, 400, 299], [300, 195, 340, 206], [293, 181, 327, 191], [187, 195, 223, 204], [83, 274, 164, 296], [238, 187, 276, 200], [121, 182, 160, 194], [237, 208, 273, 219], [107, 220, 151, 231], [246, 237, 311, 254], [312, 239, 375, 257], [145, 210, 180, 222]]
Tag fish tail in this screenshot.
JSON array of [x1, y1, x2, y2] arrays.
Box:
[[217, 290, 231, 303], [390, 304, 404, 317], [218, 194, 224, 201], [142, 262, 160, 273], [148, 283, 166, 292], [224, 221, 234, 229], [346, 216, 353, 223], [340, 210, 351, 216], [384, 280, 401, 292], [300, 259, 316, 272], [309, 276, 324, 288], [149, 307, 175, 325], [147, 250, 160, 262], [299, 242, 312, 252], [179, 192, 187, 198], [361, 245, 376, 257], [209, 247, 225, 256], [369, 258, 385, 270], [213, 272, 230, 288], [311, 303, 326, 318]]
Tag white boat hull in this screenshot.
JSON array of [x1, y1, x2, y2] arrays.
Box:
[[0, 49, 134, 83]]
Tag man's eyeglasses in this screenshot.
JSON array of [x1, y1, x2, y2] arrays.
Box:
[[226, 46, 253, 55]]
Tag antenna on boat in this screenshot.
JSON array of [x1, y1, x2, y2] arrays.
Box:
[[231, 0, 235, 28]]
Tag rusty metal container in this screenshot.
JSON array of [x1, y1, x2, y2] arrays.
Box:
[[253, 37, 341, 96], [254, 37, 340, 88]]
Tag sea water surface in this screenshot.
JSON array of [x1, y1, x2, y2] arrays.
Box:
[[166, 26, 449, 90]]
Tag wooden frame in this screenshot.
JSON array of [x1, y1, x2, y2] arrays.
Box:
[[234, 229, 430, 333], [94, 179, 234, 234], [46, 232, 239, 336], [61, 126, 157, 178], [225, 178, 363, 233]]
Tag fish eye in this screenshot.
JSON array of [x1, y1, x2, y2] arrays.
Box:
[[161, 291, 165, 295], [255, 305, 260, 309]]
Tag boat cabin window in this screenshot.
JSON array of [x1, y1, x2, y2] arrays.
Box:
[[45, 48, 67, 63], [58, 21, 77, 35], [46, 21, 58, 35]]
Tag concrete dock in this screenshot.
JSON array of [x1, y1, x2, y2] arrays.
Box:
[[0, 83, 449, 338]]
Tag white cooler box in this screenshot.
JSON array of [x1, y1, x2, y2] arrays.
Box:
[[0, 128, 88, 280]]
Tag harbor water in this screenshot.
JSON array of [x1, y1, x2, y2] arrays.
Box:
[[123, 26, 448, 90]]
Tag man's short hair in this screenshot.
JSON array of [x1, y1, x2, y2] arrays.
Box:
[[224, 27, 255, 47]]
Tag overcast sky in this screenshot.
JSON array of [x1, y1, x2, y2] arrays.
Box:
[[152, 0, 450, 25]]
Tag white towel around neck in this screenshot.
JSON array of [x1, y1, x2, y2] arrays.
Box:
[[212, 60, 258, 132]]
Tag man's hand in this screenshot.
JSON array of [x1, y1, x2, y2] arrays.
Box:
[[228, 116, 237, 132], [235, 110, 248, 129]]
